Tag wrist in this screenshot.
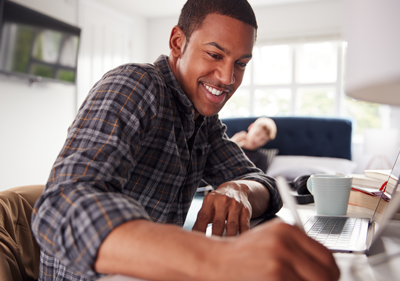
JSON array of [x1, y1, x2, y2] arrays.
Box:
[[217, 180, 251, 197], [224, 180, 269, 218]]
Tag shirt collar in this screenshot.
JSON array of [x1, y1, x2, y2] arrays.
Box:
[[153, 55, 196, 121]]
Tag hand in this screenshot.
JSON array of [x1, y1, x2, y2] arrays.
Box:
[[230, 131, 247, 147], [205, 219, 340, 281], [192, 181, 252, 236]]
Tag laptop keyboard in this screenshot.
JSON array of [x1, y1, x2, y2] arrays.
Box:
[[304, 217, 363, 248]]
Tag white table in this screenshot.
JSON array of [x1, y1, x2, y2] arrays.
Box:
[[100, 204, 400, 281]]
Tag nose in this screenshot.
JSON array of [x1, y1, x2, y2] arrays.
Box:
[[215, 62, 235, 85]]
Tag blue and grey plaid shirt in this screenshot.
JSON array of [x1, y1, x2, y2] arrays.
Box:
[[31, 55, 282, 280]]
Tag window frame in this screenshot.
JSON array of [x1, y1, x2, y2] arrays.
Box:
[[220, 39, 386, 138]]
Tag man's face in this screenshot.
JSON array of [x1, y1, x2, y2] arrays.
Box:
[[170, 13, 256, 118]]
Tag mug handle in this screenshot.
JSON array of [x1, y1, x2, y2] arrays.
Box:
[[307, 177, 314, 195]]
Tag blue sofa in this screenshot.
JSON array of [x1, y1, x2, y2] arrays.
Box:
[[221, 116, 353, 160]]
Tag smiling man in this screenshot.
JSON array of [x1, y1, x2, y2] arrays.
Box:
[[170, 13, 254, 118], [31, 0, 339, 280]]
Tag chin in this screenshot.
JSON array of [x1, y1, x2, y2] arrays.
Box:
[[196, 107, 221, 117], [200, 112, 218, 117]]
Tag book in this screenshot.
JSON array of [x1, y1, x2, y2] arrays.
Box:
[[351, 174, 388, 189], [365, 169, 389, 179], [363, 170, 398, 194], [348, 185, 390, 215]]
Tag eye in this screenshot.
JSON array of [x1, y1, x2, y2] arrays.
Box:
[[208, 52, 222, 59], [236, 61, 247, 68]]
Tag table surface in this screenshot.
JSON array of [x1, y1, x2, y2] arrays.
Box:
[[100, 203, 400, 281]]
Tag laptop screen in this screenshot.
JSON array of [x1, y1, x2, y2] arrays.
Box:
[[371, 150, 400, 228]]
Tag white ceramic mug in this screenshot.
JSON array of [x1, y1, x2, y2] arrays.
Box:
[[307, 174, 353, 216]]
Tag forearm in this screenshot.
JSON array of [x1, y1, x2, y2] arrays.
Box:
[[99, 220, 340, 281], [95, 219, 222, 281]]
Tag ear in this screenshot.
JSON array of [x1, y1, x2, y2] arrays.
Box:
[[169, 25, 186, 58]]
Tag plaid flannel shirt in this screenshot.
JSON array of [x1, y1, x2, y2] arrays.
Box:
[[31, 55, 282, 280]]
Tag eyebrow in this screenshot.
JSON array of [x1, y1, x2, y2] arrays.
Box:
[[204, 42, 253, 59]]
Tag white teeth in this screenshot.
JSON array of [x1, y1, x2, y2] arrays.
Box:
[[205, 84, 224, 96]]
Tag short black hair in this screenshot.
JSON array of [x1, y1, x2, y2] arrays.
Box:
[[177, 0, 257, 43]]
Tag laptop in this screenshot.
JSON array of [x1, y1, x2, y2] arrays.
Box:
[[276, 150, 400, 254]]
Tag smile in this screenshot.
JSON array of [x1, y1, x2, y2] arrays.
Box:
[[203, 84, 227, 96]]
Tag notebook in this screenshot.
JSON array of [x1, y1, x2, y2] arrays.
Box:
[[276, 150, 400, 254]]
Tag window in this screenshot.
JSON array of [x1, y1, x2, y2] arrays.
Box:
[[219, 41, 386, 136]]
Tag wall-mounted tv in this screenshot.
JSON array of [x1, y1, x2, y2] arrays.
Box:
[[0, 0, 81, 84]]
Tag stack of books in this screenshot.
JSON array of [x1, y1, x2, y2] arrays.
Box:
[[348, 170, 399, 219]]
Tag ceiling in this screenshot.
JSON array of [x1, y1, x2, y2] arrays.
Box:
[[94, 0, 325, 18]]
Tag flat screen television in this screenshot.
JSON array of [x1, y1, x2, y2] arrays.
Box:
[[0, 0, 81, 84]]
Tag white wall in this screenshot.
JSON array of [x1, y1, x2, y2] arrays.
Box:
[[0, 77, 76, 189], [147, 16, 178, 62], [0, 0, 79, 190], [390, 106, 400, 163], [255, 0, 343, 43], [77, 0, 147, 107], [352, 106, 400, 173]]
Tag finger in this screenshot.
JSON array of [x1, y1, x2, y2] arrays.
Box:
[[248, 220, 338, 281], [289, 240, 337, 281], [225, 206, 240, 237], [292, 231, 339, 276], [211, 209, 228, 236], [239, 203, 251, 234], [192, 216, 208, 233], [282, 225, 340, 281], [200, 192, 229, 236], [238, 212, 250, 234], [192, 201, 215, 233], [256, 221, 339, 281]]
